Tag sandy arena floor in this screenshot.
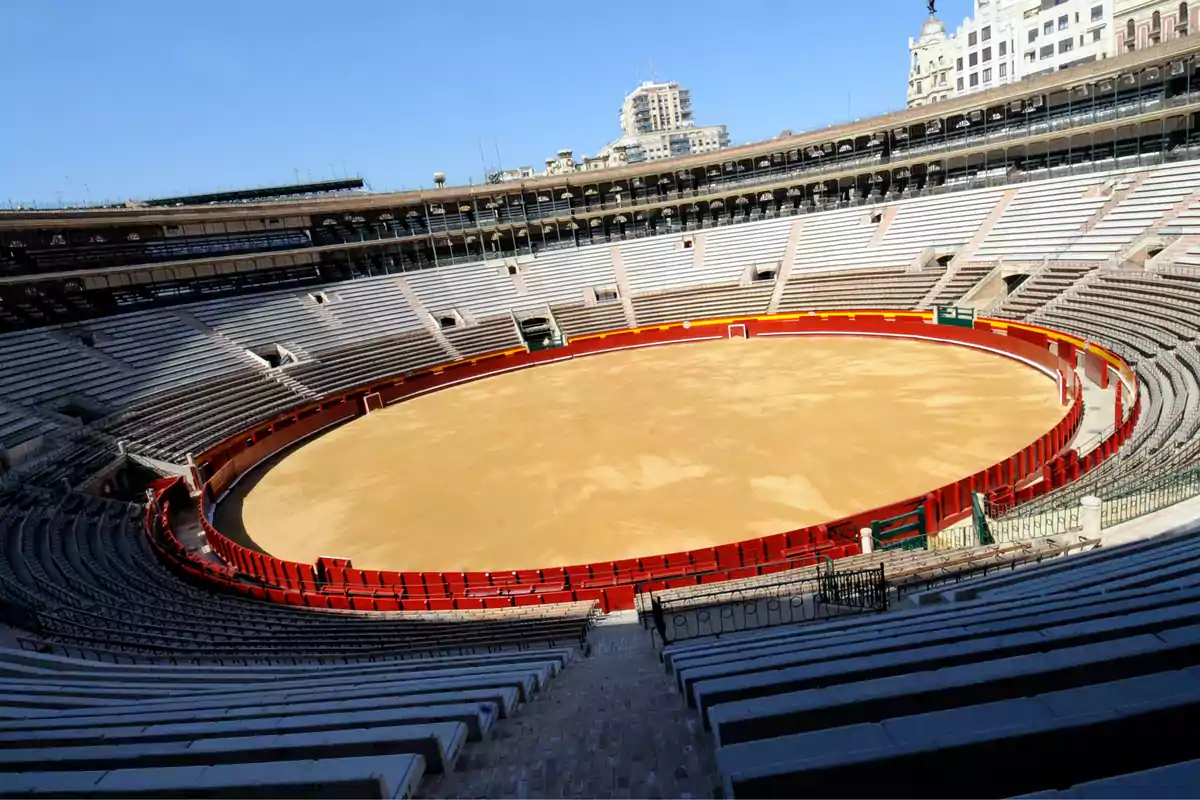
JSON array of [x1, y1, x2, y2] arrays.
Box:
[[220, 337, 1065, 572]]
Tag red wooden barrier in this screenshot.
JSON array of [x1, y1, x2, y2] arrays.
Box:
[[169, 311, 1130, 612]]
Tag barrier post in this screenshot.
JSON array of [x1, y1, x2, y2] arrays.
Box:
[[1115, 379, 1124, 429], [860, 527, 875, 555], [1080, 495, 1102, 539]]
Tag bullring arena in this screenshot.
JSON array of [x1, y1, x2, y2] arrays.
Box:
[[227, 336, 1065, 571], [3, 32, 1200, 800]]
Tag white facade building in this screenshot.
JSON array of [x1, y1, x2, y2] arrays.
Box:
[[908, 15, 958, 106], [619, 81, 694, 136], [909, 0, 1115, 106]]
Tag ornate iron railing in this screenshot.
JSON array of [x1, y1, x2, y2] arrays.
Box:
[[648, 565, 887, 644]]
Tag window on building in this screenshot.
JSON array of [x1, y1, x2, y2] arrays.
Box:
[[1028, 28, 1038, 42], [970, 72, 979, 86], [916, 80, 923, 93], [983, 67, 993, 82], [983, 46, 992, 61], [1058, 14, 1069, 29], [957, 76, 965, 90], [969, 31, 978, 45], [1092, 27, 1103, 41], [1025, 51, 1036, 63], [1040, 43, 1055, 58], [1153, 10, 1162, 29], [999, 41, 1008, 56], [969, 51, 979, 66], [957, 56, 964, 70], [1126, 18, 1135, 48], [982, 25, 992, 40], [1181, 2, 1190, 34], [1059, 37, 1074, 52], [1000, 62, 1008, 77], [1044, 20, 1054, 34], [1090, 4, 1102, 21]]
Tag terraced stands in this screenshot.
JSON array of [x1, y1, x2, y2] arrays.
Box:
[[991, 263, 1095, 321], [777, 266, 942, 311], [974, 172, 1131, 262], [106, 371, 305, 462], [799, 189, 1005, 273], [0, 488, 590, 796], [621, 236, 708, 295], [443, 317, 521, 358], [190, 289, 342, 354], [286, 331, 446, 398], [925, 261, 994, 307], [1064, 161, 1200, 261], [551, 301, 628, 339], [0, 403, 57, 453], [632, 284, 773, 326], [653, 529, 1200, 797]]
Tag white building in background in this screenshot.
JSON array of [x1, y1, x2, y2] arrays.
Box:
[[1114, 0, 1194, 52], [908, 0, 1116, 106], [908, 14, 957, 106], [620, 81, 694, 136]]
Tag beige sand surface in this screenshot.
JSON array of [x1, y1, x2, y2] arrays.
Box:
[[225, 337, 1064, 571]]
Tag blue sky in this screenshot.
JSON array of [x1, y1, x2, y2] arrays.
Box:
[[1, 0, 974, 206]]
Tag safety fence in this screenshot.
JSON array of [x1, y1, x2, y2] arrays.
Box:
[[986, 456, 1200, 542], [166, 311, 1122, 612], [647, 564, 887, 644]]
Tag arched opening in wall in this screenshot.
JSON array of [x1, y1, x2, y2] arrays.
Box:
[[594, 287, 620, 304], [254, 348, 283, 369], [936, 254, 954, 267], [1003, 274, 1028, 294], [751, 264, 778, 282]]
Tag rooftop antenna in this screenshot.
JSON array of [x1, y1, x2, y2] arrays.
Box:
[[478, 136, 489, 182], [494, 138, 504, 174]]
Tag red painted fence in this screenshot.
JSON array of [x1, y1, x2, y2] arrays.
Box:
[[156, 310, 1134, 612]]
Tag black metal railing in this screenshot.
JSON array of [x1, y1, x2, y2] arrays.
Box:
[[648, 564, 887, 644]]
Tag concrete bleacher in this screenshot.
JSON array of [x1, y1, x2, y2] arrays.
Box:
[[652, 528, 1200, 797], [0, 489, 592, 797], [974, 172, 1131, 262], [777, 266, 943, 311]]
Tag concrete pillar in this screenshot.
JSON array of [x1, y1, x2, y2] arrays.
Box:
[[1080, 495, 1102, 539], [860, 526, 875, 555]]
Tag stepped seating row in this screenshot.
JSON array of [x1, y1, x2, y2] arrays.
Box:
[[974, 171, 1131, 262], [632, 283, 774, 327], [443, 317, 522, 358], [550, 302, 628, 339], [82, 310, 247, 400], [620, 236, 706, 295], [0, 630, 577, 798], [0, 405, 57, 452], [285, 330, 448, 399], [0, 484, 589, 798], [803, 189, 1005, 273], [0, 492, 594, 664], [105, 371, 304, 462], [654, 529, 1200, 797], [777, 266, 942, 311], [992, 263, 1095, 320], [1065, 161, 1200, 260], [926, 261, 993, 307]]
